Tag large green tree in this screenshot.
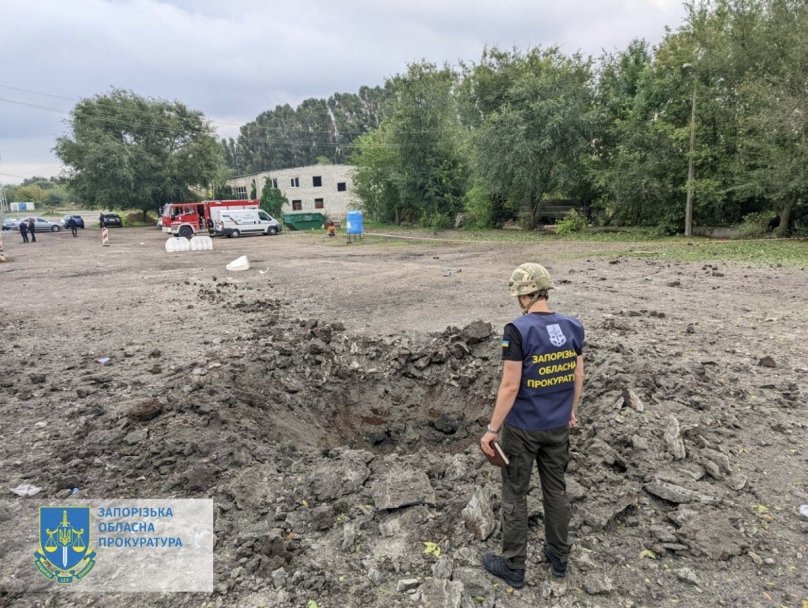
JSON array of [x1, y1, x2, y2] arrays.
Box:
[[590, 39, 687, 227], [55, 89, 222, 216], [733, 0, 808, 234], [464, 48, 596, 228], [353, 62, 468, 226]]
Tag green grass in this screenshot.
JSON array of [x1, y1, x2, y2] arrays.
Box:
[[363, 222, 661, 243], [608, 238, 808, 266], [361, 223, 808, 265]]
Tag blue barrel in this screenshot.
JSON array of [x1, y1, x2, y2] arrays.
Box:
[[345, 210, 363, 235]]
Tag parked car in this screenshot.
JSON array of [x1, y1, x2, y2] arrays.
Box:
[[212, 209, 282, 238], [61, 215, 85, 229], [100, 214, 123, 228], [2, 217, 21, 230], [10, 217, 62, 232]]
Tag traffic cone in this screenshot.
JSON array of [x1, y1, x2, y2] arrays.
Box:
[[101, 227, 109, 247]]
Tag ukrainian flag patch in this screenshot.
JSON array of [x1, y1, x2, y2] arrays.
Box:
[[501, 339, 510, 349]]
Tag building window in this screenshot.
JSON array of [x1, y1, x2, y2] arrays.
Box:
[[234, 186, 248, 199], [313, 176, 322, 187], [271, 178, 278, 189], [292, 200, 302, 211], [290, 177, 300, 188], [314, 198, 324, 209], [337, 182, 347, 192]]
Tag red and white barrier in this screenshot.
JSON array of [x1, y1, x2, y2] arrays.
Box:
[[101, 227, 109, 247]]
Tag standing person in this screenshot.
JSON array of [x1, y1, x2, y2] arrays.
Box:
[[67, 216, 78, 237], [480, 263, 585, 588], [27, 218, 36, 243], [19, 219, 29, 243]]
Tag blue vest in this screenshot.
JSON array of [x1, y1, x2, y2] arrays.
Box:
[[505, 312, 585, 431]]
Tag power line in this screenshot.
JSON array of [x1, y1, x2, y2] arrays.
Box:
[[0, 96, 69, 114], [0, 84, 77, 102]]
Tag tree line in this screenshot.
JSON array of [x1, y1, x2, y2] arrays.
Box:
[[222, 86, 393, 174], [52, 0, 805, 235], [349, 0, 807, 235], [2, 176, 73, 208]]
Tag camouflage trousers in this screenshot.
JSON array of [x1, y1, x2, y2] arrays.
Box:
[[499, 424, 571, 570]]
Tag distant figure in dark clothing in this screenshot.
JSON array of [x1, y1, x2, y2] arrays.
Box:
[[28, 219, 36, 243], [67, 217, 78, 237], [19, 221, 29, 243]]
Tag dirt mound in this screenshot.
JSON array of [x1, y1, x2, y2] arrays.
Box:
[[124, 211, 158, 225]]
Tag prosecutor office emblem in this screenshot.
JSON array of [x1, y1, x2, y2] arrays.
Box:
[[35, 507, 96, 584], [546, 323, 567, 347]]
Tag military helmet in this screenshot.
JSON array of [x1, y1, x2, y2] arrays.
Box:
[[508, 263, 554, 296]]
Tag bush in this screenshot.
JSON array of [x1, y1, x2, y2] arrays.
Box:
[[462, 184, 493, 228], [555, 209, 588, 235], [738, 211, 777, 238], [652, 221, 679, 237], [423, 213, 453, 231]]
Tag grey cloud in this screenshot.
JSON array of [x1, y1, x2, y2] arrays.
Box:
[[0, 0, 684, 183]]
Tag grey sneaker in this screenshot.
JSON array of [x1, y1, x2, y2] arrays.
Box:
[[481, 552, 525, 589], [543, 544, 568, 578]]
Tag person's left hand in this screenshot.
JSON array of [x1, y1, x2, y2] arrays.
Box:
[[569, 411, 577, 428]]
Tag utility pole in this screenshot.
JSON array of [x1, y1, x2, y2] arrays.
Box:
[[0, 152, 6, 213], [685, 81, 696, 237], [682, 62, 698, 237]]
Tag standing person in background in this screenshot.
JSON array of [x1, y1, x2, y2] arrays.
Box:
[[480, 263, 585, 589], [67, 216, 78, 237], [27, 218, 36, 243], [19, 219, 29, 243]]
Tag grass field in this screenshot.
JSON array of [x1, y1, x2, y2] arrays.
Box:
[[6, 209, 805, 265], [362, 222, 808, 266]]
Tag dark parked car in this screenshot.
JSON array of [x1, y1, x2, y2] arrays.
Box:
[[61, 215, 85, 229], [100, 214, 122, 228]]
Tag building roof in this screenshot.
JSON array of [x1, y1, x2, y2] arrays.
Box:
[[229, 164, 356, 180]]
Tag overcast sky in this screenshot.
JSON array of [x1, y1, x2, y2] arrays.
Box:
[[0, 0, 685, 185]]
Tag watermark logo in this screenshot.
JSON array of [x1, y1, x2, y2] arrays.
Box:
[[34, 507, 96, 584]]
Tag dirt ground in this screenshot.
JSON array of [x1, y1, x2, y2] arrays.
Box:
[[0, 225, 806, 608]]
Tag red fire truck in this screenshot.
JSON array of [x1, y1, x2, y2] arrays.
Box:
[[161, 199, 260, 238]]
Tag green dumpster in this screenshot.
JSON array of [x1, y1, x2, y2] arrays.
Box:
[[282, 212, 326, 231]]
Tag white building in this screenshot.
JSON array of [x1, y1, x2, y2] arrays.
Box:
[[227, 164, 359, 220]]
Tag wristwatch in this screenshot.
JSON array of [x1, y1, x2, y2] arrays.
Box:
[[486, 425, 498, 434]]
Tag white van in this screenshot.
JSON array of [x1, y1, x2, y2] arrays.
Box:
[[211, 208, 281, 237]]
